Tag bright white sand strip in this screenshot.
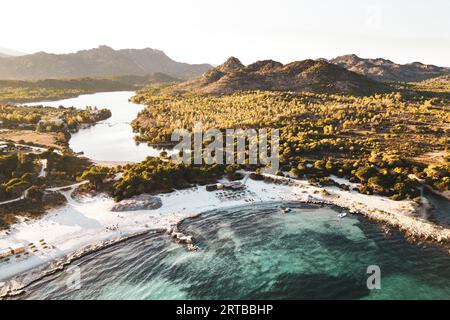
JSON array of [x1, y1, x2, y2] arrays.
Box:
[[0, 175, 448, 296]]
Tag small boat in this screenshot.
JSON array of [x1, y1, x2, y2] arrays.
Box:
[[282, 208, 291, 213], [338, 213, 347, 218]]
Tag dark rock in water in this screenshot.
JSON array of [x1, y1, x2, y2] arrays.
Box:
[[111, 194, 162, 212]]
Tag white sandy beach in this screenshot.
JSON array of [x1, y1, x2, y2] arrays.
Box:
[[0, 174, 449, 296]]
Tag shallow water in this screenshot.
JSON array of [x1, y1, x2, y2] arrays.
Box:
[[24, 91, 164, 162], [14, 202, 450, 300]]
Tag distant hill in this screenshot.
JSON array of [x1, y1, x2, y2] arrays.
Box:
[[0, 46, 212, 80], [0, 73, 180, 90], [0, 47, 26, 57], [170, 57, 386, 95], [0, 73, 181, 104], [330, 54, 449, 82], [421, 74, 450, 84]]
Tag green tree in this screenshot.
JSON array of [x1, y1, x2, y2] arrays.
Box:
[[81, 166, 112, 190]]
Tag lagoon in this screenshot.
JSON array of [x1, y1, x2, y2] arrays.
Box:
[[25, 91, 163, 163]]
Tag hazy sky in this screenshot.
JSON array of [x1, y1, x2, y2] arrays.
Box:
[[2, 0, 449, 66]]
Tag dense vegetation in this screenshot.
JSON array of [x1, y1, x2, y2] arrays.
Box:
[[132, 88, 448, 158], [0, 141, 91, 228], [0, 74, 180, 103], [420, 160, 450, 193], [112, 158, 236, 201], [288, 155, 422, 201], [125, 84, 449, 201], [0, 146, 90, 201], [0, 104, 111, 146], [0, 152, 37, 201]]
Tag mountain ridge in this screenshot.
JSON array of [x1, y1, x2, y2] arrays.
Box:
[[0, 45, 213, 80], [169, 56, 387, 95], [0, 47, 26, 58], [330, 54, 450, 82]]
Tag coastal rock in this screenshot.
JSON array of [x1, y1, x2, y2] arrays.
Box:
[[171, 232, 184, 239], [166, 226, 174, 234], [166, 226, 196, 248], [187, 243, 199, 251], [111, 194, 162, 212], [177, 235, 193, 245]]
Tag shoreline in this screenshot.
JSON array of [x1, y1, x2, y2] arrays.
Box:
[[0, 230, 153, 298], [4, 88, 134, 105], [1, 174, 449, 298], [92, 160, 136, 168], [423, 184, 450, 202]]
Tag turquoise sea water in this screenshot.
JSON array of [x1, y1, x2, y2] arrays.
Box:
[[13, 202, 450, 300]]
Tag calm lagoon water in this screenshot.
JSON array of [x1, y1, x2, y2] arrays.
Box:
[[25, 91, 163, 162], [14, 203, 450, 300]]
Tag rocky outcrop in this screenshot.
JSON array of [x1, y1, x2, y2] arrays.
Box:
[[171, 57, 387, 95], [216, 57, 245, 73], [330, 54, 449, 82], [111, 194, 162, 212], [166, 226, 199, 251]]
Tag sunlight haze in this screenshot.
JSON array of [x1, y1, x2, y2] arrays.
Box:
[[1, 0, 450, 66]]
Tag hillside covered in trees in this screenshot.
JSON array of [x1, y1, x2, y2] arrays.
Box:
[[0, 73, 181, 103], [0, 148, 91, 228], [126, 76, 449, 201], [0, 104, 111, 148]]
